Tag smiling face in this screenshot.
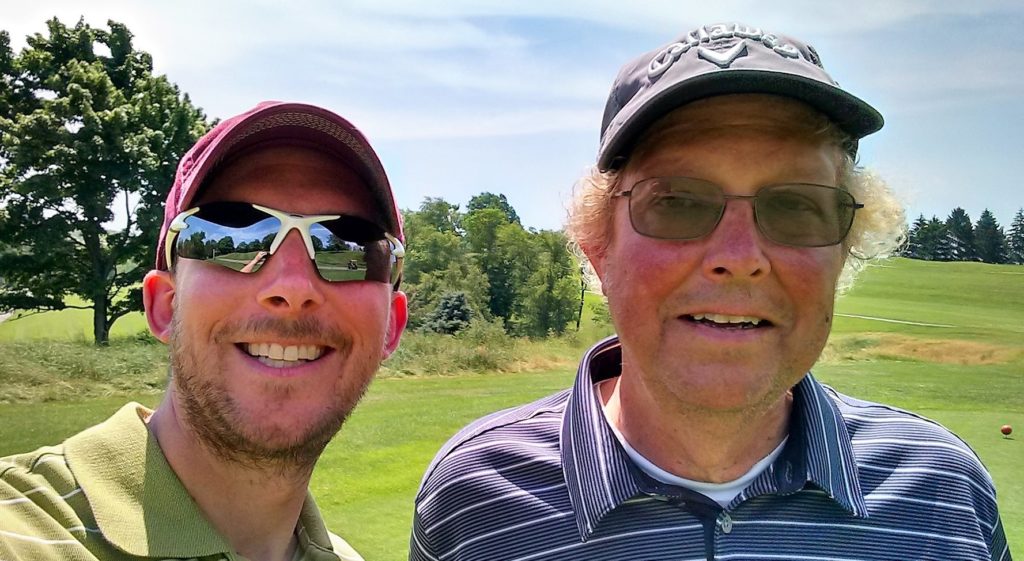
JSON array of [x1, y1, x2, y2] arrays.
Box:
[[148, 145, 406, 470], [591, 95, 846, 416]]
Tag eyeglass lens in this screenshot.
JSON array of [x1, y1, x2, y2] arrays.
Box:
[[174, 202, 397, 283], [627, 178, 857, 247]]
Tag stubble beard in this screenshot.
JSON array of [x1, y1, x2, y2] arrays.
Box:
[[168, 313, 379, 477]]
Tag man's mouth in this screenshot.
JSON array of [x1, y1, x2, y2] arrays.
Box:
[[684, 313, 770, 330], [240, 343, 327, 368]]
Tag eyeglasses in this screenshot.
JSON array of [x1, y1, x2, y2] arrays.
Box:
[[165, 202, 404, 285], [614, 178, 863, 247]]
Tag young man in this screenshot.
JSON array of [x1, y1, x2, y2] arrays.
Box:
[[410, 24, 1010, 561], [1, 101, 408, 561]]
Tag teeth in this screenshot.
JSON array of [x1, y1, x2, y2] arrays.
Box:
[[283, 346, 298, 361], [691, 313, 762, 326], [269, 343, 284, 360], [245, 343, 325, 365]]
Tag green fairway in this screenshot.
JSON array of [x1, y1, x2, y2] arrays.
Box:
[[0, 297, 148, 342], [0, 257, 1020, 559]]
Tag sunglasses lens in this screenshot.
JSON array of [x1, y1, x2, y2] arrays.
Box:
[[309, 219, 396, 283], [756, 185, 856, 247], [628, 178, 724, 240], [175, 203, 278, 272], [626, 179, 857, 247]]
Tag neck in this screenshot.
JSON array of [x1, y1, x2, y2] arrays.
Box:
[[600, 375, 793, 483], [147, 393, 310, 561]]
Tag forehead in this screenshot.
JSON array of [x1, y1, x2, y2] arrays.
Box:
[[631, 95, 837, 156], [196, 145, 378, 219], [623, 94, 843, 180]]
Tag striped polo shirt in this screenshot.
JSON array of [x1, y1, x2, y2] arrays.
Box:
[[410, 336, 1011, 561]]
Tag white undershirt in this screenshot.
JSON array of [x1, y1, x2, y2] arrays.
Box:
[[596, 381, 787, 508]]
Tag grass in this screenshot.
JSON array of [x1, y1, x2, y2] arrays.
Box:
[[0, 297, 149, 342], [0, 257, 1020, 558]]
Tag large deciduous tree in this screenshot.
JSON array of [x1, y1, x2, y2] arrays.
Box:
[[0, 18, 209, 344]]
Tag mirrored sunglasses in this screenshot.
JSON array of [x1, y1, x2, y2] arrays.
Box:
[[615, 178, 863, 247], [165, 202, 404, 285]]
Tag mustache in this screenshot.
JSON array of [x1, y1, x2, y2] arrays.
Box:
[[214, 316, 352, 350]]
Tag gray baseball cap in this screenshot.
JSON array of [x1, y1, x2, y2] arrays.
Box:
[[598, 23, 883, 171]]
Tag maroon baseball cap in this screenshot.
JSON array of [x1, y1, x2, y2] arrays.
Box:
[[156, 101, 401, 270], [598, 23, 883, 171]]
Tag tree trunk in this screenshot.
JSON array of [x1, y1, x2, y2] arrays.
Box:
[[93, 295, 110, 345]]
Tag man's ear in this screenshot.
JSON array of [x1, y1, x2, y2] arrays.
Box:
[[143, 270, 175, 343], [383, 290, 408, 358]]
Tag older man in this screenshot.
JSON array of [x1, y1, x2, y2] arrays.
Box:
[[1, 102, 407, 561], [410, 23, 1010, 561]]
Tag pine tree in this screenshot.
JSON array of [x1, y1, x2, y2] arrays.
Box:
[[904, 215, 929, 259], [974, 209, 1008, 264], [1007, 208, 1024, 265], [423, 292, 473, 335], [944, 208, 976, 261], [906, 216, 951, 261], [930, 217, 954, 261]]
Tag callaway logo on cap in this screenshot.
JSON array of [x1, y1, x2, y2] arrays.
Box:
[[598, 23, 883, 171]]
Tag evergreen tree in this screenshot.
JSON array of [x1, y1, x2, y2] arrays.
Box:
[[905, 215, 950, 261], [0, 19, 209, 344], [928, 217, 953, 261], [1007, 208, 1024, 265], [904, 215, 929, 259], [944, 207, 976, 261], [423, 292, 473, 335], [973, 209, 1008, 264]]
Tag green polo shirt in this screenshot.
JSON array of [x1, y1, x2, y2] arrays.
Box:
[[0, 403, 363, 561]]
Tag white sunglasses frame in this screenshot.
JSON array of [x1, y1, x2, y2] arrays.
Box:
[[165, 203, 405, 285]]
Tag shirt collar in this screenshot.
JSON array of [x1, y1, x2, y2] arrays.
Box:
[[559, 336, 867, 540], [63, 403, 344, 559]]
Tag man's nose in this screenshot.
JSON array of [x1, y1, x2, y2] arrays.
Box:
[[701, 200, 771, 281], [255, 230, 326, 315]]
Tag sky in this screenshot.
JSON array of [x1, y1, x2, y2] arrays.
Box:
[[5, 0, 1024, 231]]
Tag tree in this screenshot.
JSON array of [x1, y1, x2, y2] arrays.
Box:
[[406, 259, 490, 329], [467, 192, 520, 225], [973, 209, 1008, 264], [463, 207, 517, 321], [905, 215, 951, 261], [515, 230, 580, 337], [422, 291, 473, 335], [0, 18, 209, 344], [400, 191, 581, 337], [1007, 208, 1024, 265], [401, 204, 465, 285], [904, 215, 929, 259], [415, 197, 461, 235], [944, 208, 976, 262]]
